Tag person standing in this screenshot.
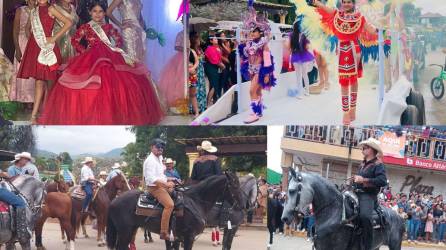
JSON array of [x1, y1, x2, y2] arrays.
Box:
[[143, 139, 175, 240], [80, 157, 96, 213], [288, 21, 314, 99], [257, 178, 268, 218], [9, 0, 36, 105], [53, 0, 79, 63], [353, 138, 388, 250]]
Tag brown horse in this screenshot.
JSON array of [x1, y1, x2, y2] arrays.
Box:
[[36, 183, 75, 250], [71, 173, 130, 246], [46, 179, 70, 193]]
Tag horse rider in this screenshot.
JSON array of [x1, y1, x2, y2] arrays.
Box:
[[353, 138, 388, 250], [98, 171, 108, 186], [144, 138, 175, 240], [164, 158, 181, 183], [190, 141, 222, 183], [106, 163, 122, 182], [190, 141, 223, 246], [80, 157, 97, 213], [8, 152, 40, 180], [1, 152, 33, 241]]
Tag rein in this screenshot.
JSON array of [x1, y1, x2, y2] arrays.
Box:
[[5, 178, 44, 214]]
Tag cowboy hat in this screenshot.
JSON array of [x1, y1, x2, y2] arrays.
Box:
[[121, 161, 128, 167], [99, 171, 107, 176], [81, 157, 94, 164], [359, 138, 383, 157], [112, 163, 121, 169], [12, 152, 34, 163], [165, 158, 175, 165], [197, 140, 217, 153]]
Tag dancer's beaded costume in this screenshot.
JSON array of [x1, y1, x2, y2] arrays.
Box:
[[316, 5, 377, 113], [239, 1, 277, 119]]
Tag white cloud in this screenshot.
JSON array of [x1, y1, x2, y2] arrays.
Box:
[[267, 126, 284, 174], [414, 0, 446, 15], [35, 126, 135, 155]]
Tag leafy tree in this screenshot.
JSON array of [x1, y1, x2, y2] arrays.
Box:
[[58, 152, 73, 166], [0, 125, 35, 153], [124, 126, 266, 180]]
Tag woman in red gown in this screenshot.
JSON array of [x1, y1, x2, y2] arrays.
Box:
[[39, 2, 164, 125]]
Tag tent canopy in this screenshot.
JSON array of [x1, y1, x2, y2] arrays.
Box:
[[267, 168, 282, 185]]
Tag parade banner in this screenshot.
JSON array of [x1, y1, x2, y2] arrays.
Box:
[[384, 156, 446, 172], [378, 131, 406, 159]]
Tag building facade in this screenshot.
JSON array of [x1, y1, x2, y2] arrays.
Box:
[[280, 126, 446, 197]]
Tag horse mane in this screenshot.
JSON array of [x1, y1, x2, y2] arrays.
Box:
[[185, 174, 226, 197]]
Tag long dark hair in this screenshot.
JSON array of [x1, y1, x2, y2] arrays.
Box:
[[88, 0, 107, 12], [290, 21, 304, 53]]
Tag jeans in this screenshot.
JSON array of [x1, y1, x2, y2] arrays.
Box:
[[307, 215, 315, 238], [82, 181, 93, 210], [0, 188, 26, 208], [439, 223, 446, 242], [410, 219, 421, 240]]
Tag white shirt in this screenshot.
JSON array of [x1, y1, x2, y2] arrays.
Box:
[[80, 165, 95, 182], [143, 153, 167, 187]]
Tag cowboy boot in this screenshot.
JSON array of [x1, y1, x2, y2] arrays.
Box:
[[15, 207, 31, 242]]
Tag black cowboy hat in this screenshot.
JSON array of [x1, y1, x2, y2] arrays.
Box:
[[151, 138, 166, 149]]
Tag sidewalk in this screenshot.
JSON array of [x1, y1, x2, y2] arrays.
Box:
[[292, 230, 446, 249]]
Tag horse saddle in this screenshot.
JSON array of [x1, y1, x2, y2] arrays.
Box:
[[135, 191, 184, 218], [71, 186, 86, 200], [341, 191, 387, 229]]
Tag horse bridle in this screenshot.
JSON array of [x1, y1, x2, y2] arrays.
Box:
[[6, 179, 45, 214]]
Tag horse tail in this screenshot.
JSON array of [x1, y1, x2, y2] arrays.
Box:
[[106, 212, 117, 248]]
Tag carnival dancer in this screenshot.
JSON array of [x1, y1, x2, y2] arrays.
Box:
[[106, 163, 122, 182], [17, 0, 73, 124], [240, 0, 277, 124], [9, 0, 36, 106], [107, 0, 146, 63], [190, 140, 222, 246], [143, 139, 175, 240], [80, 157, 97, 213], [309, 0, 378, 125], [53, 0, 79, 63], [1, 153, 33, 241], [353, 138, 388, 250], [38, 2, 164, 125], [288, 20, 314, 99]]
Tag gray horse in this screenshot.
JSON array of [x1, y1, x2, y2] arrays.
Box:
[[0, 175, 45, 250], [281, 168, 405, 250], [206, 175, 258, 250]]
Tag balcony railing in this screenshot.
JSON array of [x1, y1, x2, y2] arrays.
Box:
[[284, 126, 446, 162]]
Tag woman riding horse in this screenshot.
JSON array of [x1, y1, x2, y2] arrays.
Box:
[[353, 138, 388, 250]]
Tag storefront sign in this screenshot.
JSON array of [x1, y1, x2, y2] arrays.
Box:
[[384, 156, 446, 172], [399, 175, 434, 195], [378, 131, 406, 159]]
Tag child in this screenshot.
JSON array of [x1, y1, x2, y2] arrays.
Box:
[[17, 0, 73, 124]]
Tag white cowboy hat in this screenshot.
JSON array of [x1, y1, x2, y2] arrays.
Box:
[[359, 138, 383, 157], [12, 152, 34, 163], [112, 163, 121, 169], [121, 161, 128, 167], [165, 158, 175, 165], [99, 171, 107, 176], [197, 140, 217, 153], [82, 157, 94, 164]]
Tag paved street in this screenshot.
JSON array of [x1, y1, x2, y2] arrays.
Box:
[[416, 49, 446, 125], [269, 234, 443, 250], [29, 222, 267, 250]]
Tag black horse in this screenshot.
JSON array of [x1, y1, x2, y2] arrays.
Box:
[[281, 168, 405, 250], [205, 175, 258, 250], [106, 172, 243, 250]]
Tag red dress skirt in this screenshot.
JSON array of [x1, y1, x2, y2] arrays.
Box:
[[17, 5, 61, 81], [38, 43, 164, 125]]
